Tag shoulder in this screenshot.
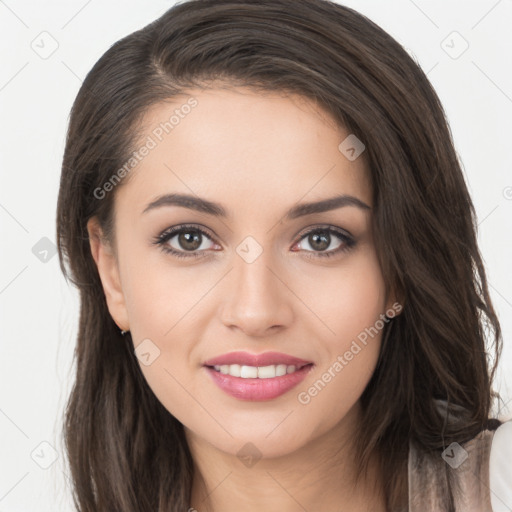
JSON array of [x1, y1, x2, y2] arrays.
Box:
[[489, 418, 512, 512], [408, 418, 512, 512]]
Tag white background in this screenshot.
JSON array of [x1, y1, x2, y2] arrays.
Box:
[[1, 1, 511, 510]]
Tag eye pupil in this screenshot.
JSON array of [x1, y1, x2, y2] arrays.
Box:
[[310, 231, 330, 251], [179, 231, 202, 251]]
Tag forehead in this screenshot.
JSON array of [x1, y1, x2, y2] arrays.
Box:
[[119, 86, 372, 211]]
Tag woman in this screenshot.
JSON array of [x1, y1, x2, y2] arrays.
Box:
[[56, 0, 511, 510]]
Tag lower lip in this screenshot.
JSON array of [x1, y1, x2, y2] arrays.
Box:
[[204, 364, 314, 401]]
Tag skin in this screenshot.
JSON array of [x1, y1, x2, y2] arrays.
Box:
[[88, 85, 401, 512]]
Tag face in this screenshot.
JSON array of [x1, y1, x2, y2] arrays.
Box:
[[89, 85, 399, 459]]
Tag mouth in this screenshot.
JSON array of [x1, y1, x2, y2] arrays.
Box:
[[203, 362, 314, 401], [206, 362, 313, 379]]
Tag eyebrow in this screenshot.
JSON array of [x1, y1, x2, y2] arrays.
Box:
[[142, 192, 371, 220]]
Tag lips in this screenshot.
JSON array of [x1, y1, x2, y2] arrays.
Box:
[[203, 351, 312, 368], [204, 363, 314, 401]]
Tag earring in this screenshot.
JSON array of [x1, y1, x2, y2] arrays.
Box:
[[120, 329, 130, 336]]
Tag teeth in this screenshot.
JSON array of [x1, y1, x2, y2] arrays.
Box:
[[213, 363, 301, 378]]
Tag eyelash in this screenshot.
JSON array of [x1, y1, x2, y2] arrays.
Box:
[[152, 223, 356, 260]]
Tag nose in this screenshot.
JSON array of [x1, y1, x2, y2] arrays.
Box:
[[219, 249, 294, 338]]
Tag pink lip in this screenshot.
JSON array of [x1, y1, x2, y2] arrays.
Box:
[[204, 364, 314, 401], [203, 351, 312, 368]]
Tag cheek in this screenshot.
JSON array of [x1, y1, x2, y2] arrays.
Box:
[[119, 252, 214, 402], [296, 250, 386, 392], [120, 248, 208, 338], [119, 256, 205, 418], [297, 249, 387, 347], [294, 260, 387, 435]]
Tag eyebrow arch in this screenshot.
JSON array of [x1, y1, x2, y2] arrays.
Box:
[[142, 192, 371, 219]]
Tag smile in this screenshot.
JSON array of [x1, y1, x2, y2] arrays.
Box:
[[204, 363, 314, 401], [211, 363, 309, 378]]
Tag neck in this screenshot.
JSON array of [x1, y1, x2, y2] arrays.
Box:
[[186, 402, 387, 512]]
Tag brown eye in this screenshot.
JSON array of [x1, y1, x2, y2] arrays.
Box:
[[307, 231, 331, 251], [293, 227, 356, 259], [176, 230, 203, 251], [154, 225, 218, 259]]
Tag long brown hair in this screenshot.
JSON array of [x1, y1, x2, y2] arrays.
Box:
[[56, 0, 503, 510]]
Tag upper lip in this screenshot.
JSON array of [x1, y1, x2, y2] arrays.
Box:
[[204, 351, 312, 368]]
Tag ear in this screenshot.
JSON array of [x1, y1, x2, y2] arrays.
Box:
[[87, 217, 130, 332], [385, 282, 405, 318]]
